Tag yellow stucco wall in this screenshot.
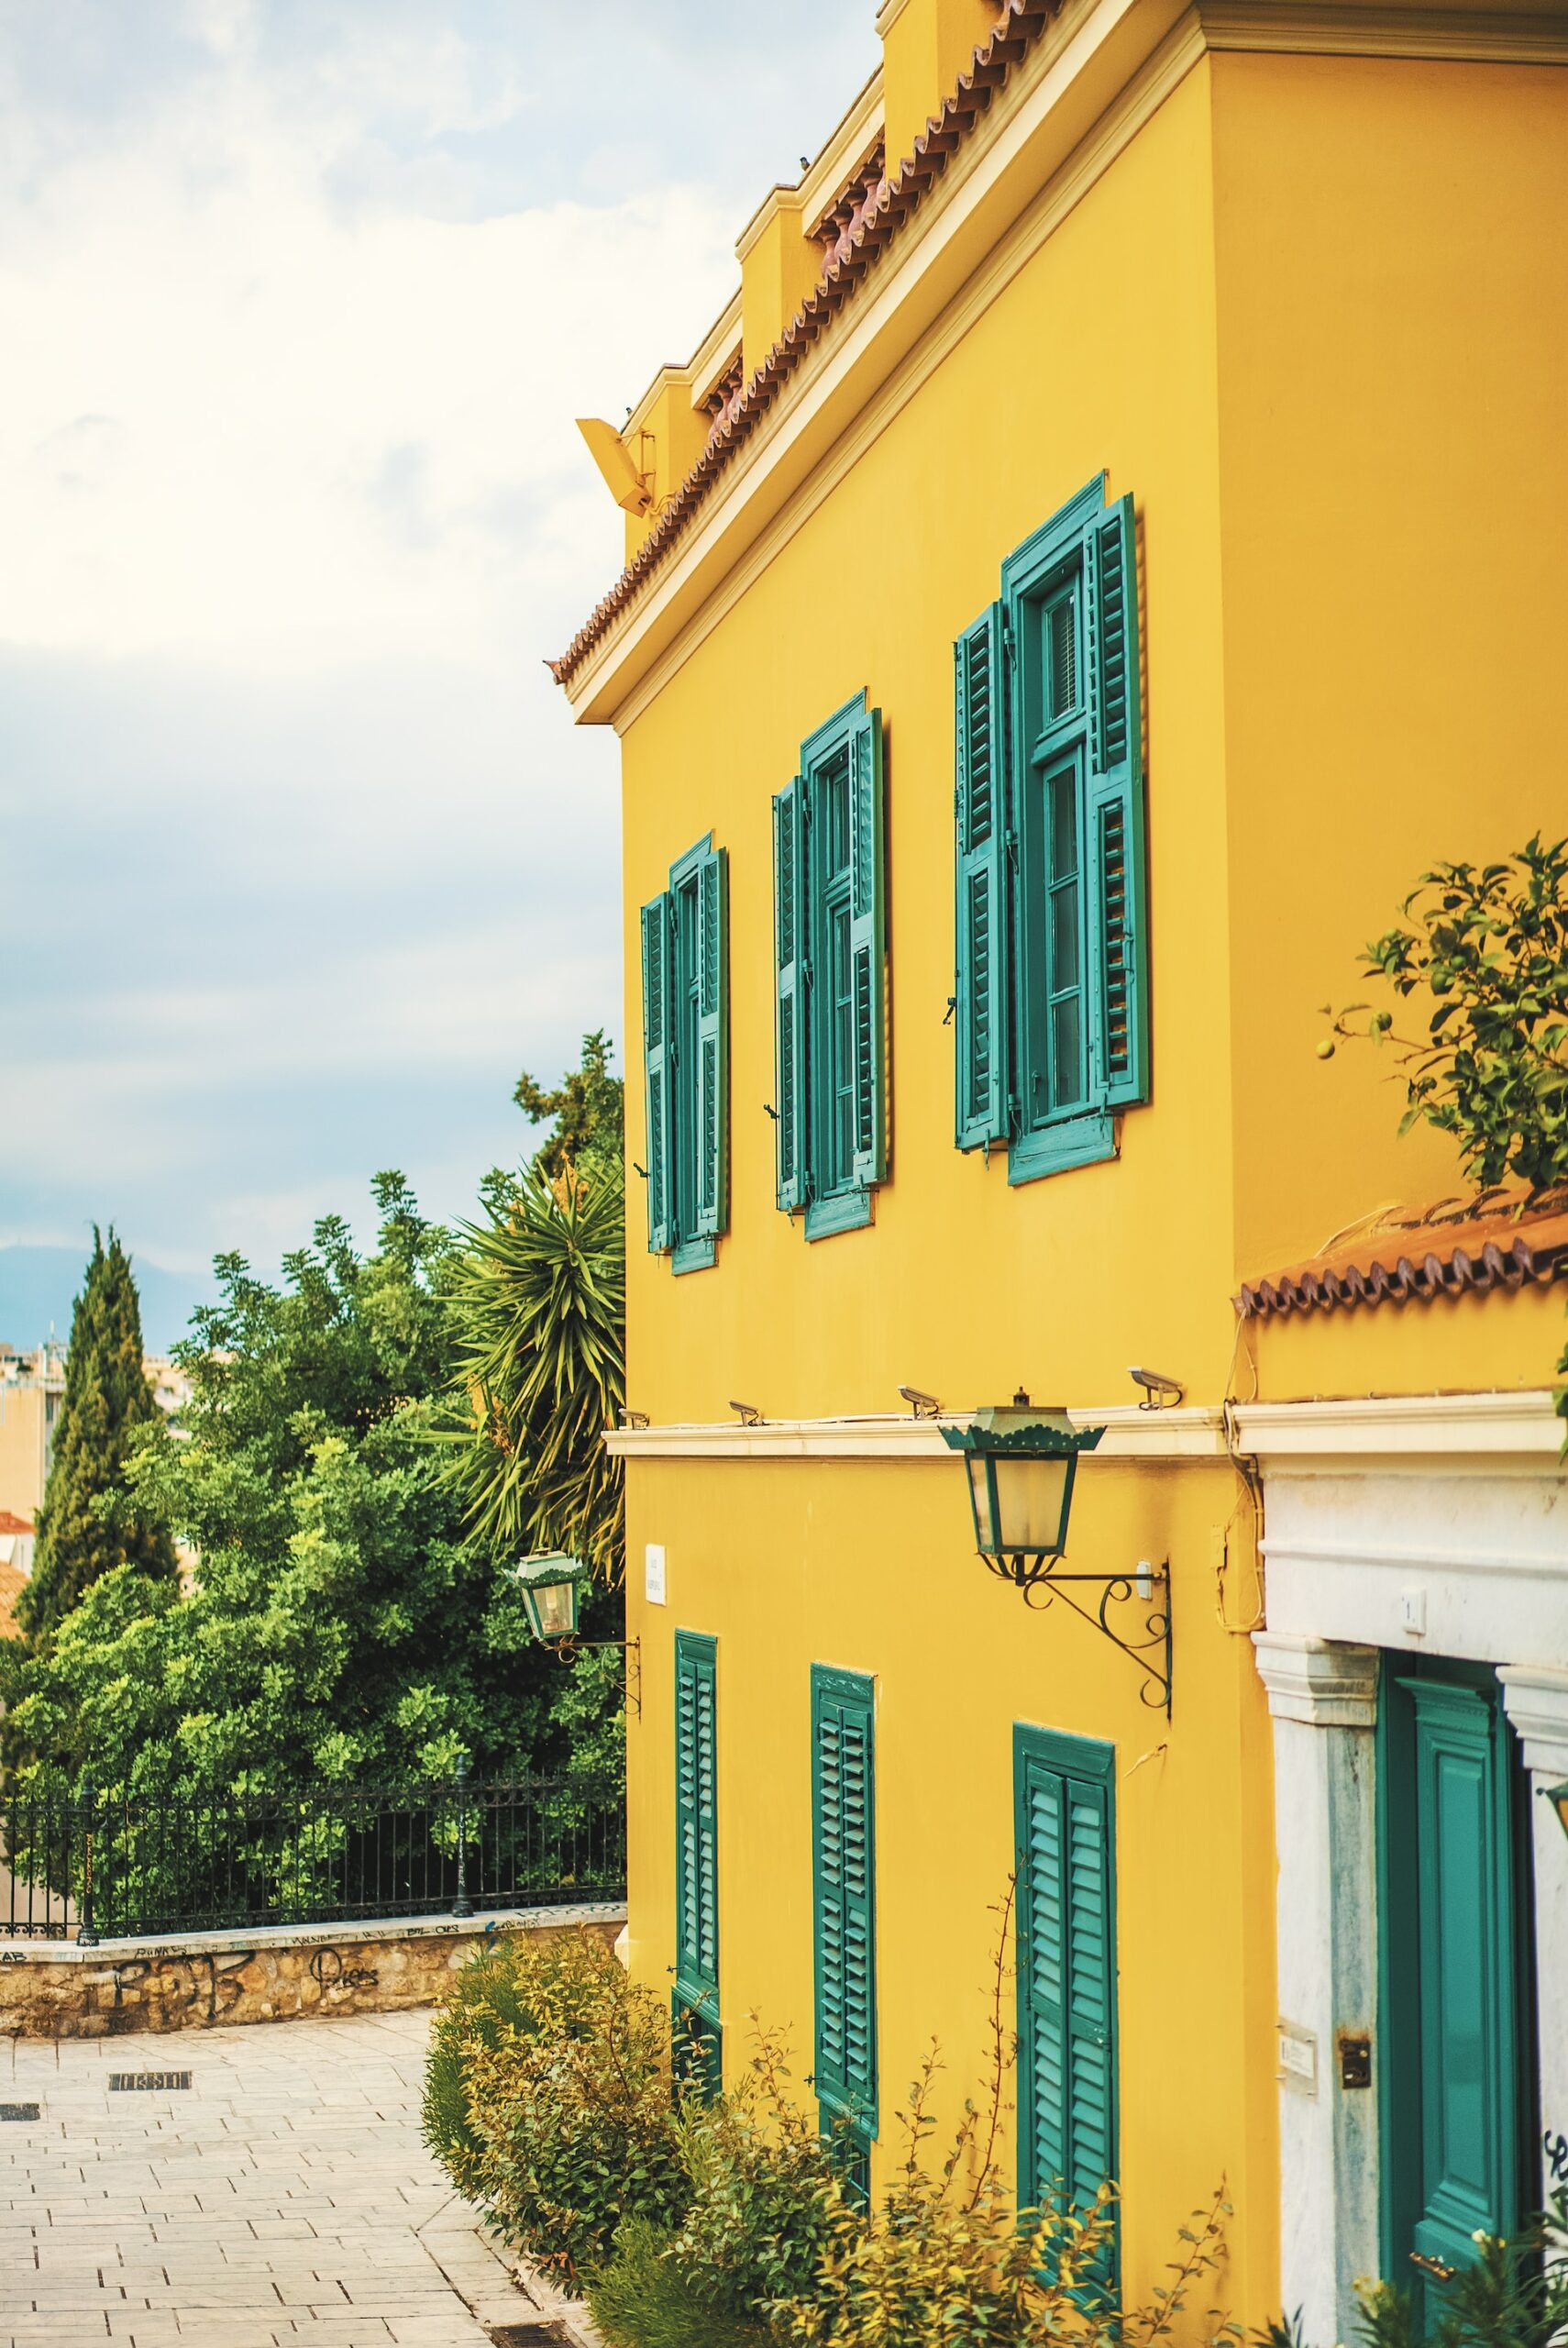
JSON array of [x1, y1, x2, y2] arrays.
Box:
[[1212, 50, 1568, 1283]]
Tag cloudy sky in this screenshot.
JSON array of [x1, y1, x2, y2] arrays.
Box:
[[1, 0, 878, 1280]]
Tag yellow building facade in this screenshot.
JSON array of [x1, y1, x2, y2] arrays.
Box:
[[555, 1, 1568, 2330]]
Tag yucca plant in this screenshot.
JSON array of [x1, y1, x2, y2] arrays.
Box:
[[442, 1162, 625, 1578]]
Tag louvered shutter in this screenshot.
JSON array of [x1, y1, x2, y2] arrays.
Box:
[[847, 707, 887, 1189], [1085, 493, 1148, 1109], [639, 892, 675, 1252], [1016, 1731, 1116, 2271], [773, 781, 807, 1211], [694, 847, 729, 1239], [674, 1632, 719, 2000], [954, 604, 1010, 1149], [812, 1667, 877, 2136]]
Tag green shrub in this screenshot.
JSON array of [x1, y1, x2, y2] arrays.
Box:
[[588, 2221, 774, 2348], [425, 1925, 687, 2281], [423, 1930, 546, 2184], [1264, 2187, 1568, 2348]]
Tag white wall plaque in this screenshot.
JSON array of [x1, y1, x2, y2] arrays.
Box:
[[644, 1544, 667, 1605]]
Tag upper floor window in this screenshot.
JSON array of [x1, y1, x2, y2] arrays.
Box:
[[772, 693, 887, 1239], [954, 478, 1148, 1184], [640, 834, 728, 1270]]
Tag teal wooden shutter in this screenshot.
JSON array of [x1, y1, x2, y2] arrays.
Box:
[[954, 604, 1010, 1149], [674, 1631, 721, 2096], [773, 781, 807, 1211], [695, 846, 728, 1239], [640, 892, 675, 1252], [847, 708, 886, 1189], [812, 1667, 877, 2143], [1015, 1727, 1117, 2260], [1085, 493, 1147, 1110]]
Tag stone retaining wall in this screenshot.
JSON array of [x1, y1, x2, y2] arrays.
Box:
[[0, 1903, 625, 2039]]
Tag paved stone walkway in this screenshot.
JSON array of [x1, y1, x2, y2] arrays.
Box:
[[0, 2011, 536, 2348]]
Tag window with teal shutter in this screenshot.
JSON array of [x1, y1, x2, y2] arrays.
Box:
[[673, 1631, 721, 2097], [772, 696, 887, 1238], [640, 836, 728, 1270], [812, 1665, 877, 2191], [953, 477, 1147, 1181], [1014, 1723, 1118, 2284]]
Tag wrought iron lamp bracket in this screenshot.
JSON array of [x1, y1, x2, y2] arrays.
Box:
[[987, 1551, 1172, 1717], [542, 1634, 643, 1720]]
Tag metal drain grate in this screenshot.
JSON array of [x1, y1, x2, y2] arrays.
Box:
[[0, 2103, 40, 2121], [108, 2071, 192, 2091], [486, 2328, 569, 2346]]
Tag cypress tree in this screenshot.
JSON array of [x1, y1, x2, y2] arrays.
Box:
[[16, 1230, 177, 1646]]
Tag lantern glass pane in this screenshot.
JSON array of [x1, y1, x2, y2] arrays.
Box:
[[1549, 1782, 1568, 1843], [989, 1453, 1071, 1556], [532, 1578, 579, 1640], [967, 1456, 999, 1553]]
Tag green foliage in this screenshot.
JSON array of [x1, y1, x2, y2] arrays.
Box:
[[15, 1228, 177, 1649], [589, 2221, 774, 2348], [1329, 835, 1568, 1194], [425, 1925, 687, 2282], [2, 1177, 617, 1800], [513, 1029, 624, 1187], [442, 1163, 625, 1577]]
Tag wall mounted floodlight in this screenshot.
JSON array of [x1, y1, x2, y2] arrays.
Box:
[[729, 1400, 763, 1426], [618, 1408, 650, 1431], [1128, 1365, 1185, 1410], [941, 1393, 1172, 1715], [897, 1385, 941, 1419]]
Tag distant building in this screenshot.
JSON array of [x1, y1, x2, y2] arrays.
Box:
[[0, 1342, 65, 1526]]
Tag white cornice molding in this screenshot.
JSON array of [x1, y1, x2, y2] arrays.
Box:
[[1231, 1390, 1566, 1464], [1252, 1631, 1380, 1727], [1497, 1665, 1568, 1775], [604, 1404, 1228, 1463]]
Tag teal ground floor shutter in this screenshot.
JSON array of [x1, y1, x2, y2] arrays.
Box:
[[674, 1632, 720, 2096], [1014, 1724, 1118, 2275], [1378, 1661, 1531, 2310], [812, 1666, 877, 2179]]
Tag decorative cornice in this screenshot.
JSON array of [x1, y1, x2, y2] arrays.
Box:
[[1497, 1664, 1568, 1774], [555, 0, 1568, 714], [1231, 1389, 1566, 1463], [604, 1405, 1228, 1463], [1252, 1632, 1380, 1727]]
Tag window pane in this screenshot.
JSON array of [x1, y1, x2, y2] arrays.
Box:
[[1048, 594, 1077, 720], [833, 900, 854, 1177], [1050, 767, 1078, 880], [1050, 881, 1079, 994], [1051, 995, 1082, 1110]]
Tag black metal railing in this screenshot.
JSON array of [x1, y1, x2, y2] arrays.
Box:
[[0, 1762, 625, 1942]]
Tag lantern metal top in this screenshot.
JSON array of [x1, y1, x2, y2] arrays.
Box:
[[513, 1552, 588, 1591], [939, 1405, 1106, 1459]]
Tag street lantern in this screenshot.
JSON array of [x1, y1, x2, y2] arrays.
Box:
[[941, 1398, 1105, 1574], [514, 1553, 588, 1645], [940, 1394, 1172, 1716], [1543, 1780, 1568, 1843]]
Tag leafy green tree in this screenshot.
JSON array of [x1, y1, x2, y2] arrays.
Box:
[[15, 1229, 176, 1649], [2, 1177, 618, 1801], [513, 1029, 624, 1186]]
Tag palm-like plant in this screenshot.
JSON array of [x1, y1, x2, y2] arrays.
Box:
[[443, 1164, 625, 1578]]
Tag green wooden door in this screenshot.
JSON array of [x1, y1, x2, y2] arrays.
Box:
[[1379, 1661, 1532, 2306]]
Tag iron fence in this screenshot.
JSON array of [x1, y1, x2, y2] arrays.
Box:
[[0, 1761, 625, 1942]]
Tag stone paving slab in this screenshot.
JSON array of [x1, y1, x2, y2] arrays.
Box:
[[0, 2012, 522, 2348]]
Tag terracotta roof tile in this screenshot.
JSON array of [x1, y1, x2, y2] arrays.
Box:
[[549, 0, 1063, 690], [0, 1510, 33, 1536], [1235, 1188, 1568, 1321], [0, 1556, 25, 1641]]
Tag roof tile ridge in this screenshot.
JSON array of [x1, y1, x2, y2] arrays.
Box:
[[549, 0, 1064, 687]]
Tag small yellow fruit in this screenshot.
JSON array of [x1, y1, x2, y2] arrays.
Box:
[[1316, 1039, 1336, 1059]]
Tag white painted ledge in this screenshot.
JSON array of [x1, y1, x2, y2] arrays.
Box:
[[1252, 1633, 1380, 1729], [1231, 1390, 1565, 1463], [605, 1406, 1227, 1464]]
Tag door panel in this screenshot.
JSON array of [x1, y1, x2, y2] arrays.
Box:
[[1380, 1662, 1531, 2308]]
